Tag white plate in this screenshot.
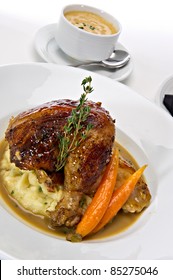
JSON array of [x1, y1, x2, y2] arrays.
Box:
[[0, 63, 173, 260], [34, 23, 133, 82]]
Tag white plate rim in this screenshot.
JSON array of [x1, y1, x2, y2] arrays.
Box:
[[0, 62, 173, 260]]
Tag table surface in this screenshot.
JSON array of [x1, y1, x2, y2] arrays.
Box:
[[0, 0, 173, 259], [1, 0, 173, 103]]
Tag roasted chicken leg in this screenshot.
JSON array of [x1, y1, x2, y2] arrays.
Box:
[[5, 99, 151, 229], [5, 99, 115, 194]]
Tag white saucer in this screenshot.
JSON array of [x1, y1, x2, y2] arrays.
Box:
[[34, 23, 133, 82]]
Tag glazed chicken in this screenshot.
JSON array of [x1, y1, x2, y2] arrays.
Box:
[[5, 99, 115, 195], [5, 99, 151, 228]]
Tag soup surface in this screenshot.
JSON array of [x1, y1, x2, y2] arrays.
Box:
[[64, 11, 117, 35]]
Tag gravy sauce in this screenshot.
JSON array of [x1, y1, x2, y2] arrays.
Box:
[[0, 140, 142, 240], [64, 11, 117, 35]]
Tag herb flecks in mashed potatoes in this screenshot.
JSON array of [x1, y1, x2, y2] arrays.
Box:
[[0, 140, 63, 216]]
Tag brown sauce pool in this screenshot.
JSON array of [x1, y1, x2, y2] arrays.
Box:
[[0, 140, 142, 241]]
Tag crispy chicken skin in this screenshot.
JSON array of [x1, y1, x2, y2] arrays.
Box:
[[5, 99, 115, 194]]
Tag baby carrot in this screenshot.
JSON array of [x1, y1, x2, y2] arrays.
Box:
[[75, 147, 119, 238], [92, 164, 147, 233]]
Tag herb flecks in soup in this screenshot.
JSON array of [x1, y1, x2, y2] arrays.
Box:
[[64, 11, 117, 35]]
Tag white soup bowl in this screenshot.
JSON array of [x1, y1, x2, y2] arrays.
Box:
[[55, 4, 122, 62]]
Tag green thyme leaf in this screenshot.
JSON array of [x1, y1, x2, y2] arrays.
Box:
[[38, 186, 43, 193], [89, 25, 95, 30], [56, 76, 94, 171]]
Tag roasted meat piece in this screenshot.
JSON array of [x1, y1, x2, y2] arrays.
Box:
[[49, 191, 85, 227], [117, 157, 151, 213], [5, 99, 115, 194]]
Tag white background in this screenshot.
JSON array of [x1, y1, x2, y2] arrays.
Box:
[[0, 0, 173, 260], [0, 0, 173, 102]]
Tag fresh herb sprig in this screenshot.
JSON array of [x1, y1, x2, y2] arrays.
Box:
[[56, 76, 94, 171]]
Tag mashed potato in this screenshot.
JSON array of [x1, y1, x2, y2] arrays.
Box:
[[0, 140, 63, 217]]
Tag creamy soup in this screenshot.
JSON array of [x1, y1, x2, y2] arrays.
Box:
[[0, 139, 143, 240], [64, 11, 117, 35]]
